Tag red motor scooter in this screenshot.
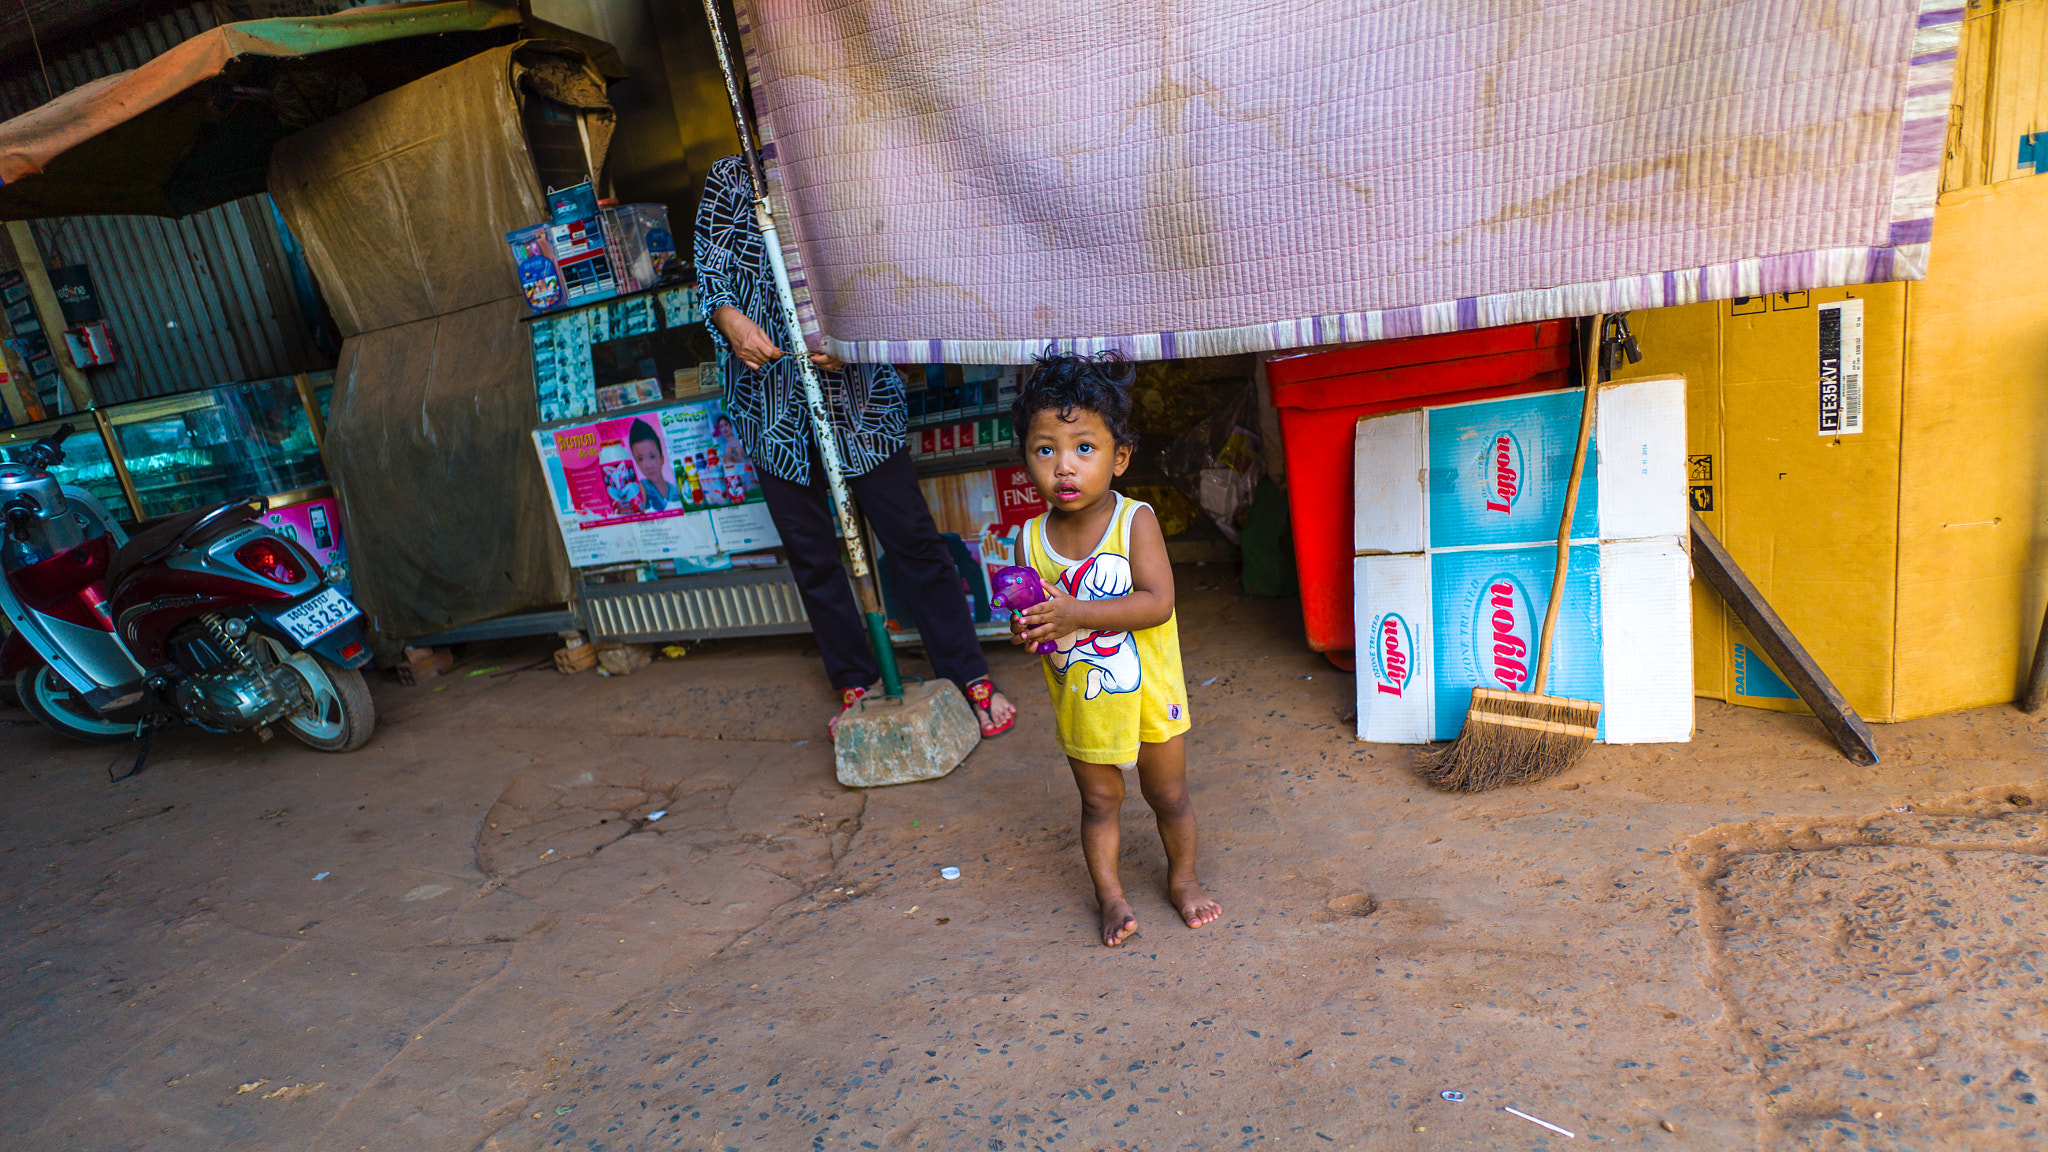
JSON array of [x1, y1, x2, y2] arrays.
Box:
[[1, 424, 375, 759]]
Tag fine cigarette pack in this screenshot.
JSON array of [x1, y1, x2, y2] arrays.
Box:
[[1354, 375, 1692, 744]]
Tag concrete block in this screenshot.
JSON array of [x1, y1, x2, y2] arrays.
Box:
[[834, 679, 981, 788], [596, 642, 653, 676], [553, 641, 597, 675], [398, 646, 454, 685]]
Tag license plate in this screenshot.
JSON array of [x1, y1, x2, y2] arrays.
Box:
[[276, 586, 361, 646]]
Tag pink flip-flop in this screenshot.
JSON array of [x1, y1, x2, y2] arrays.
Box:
[[965, 677, 1013, 737], [827, 685, 866, 738]]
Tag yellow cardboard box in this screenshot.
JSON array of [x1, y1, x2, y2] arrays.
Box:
[[1614, 175, 2048, 721], [1608, 0, 2048, 722]]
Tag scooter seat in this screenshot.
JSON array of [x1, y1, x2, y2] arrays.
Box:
[[105, 509, 208, 592]]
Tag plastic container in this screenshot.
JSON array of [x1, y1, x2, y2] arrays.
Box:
[[1265, 321, 1575, 661], [547, 212, 618, 307], [506, 224, 564, 312], [601, 204, 681, 293], [990, 565, 1056, 653]]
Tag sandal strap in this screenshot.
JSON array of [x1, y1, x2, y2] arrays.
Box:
[[965, 678, 995, 704], [839, 686, 867, 710]]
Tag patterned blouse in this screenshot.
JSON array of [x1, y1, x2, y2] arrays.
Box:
[[693, 154, 906, 484]]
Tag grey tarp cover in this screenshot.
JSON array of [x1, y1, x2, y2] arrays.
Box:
[[268, 43, 614, 648]]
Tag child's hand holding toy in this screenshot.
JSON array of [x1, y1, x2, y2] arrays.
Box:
[[993, 565, 1068, 654]]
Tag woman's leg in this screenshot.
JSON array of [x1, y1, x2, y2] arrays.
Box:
[[848, 449, 1014, 728], [758, 463, 879, 694]]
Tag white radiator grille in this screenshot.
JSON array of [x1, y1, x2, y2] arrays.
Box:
[[580, 570, 810, 642]]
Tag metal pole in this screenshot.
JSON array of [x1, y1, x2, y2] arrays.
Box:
[[697, 0, 901, 697], [95, 407, 143, 523]]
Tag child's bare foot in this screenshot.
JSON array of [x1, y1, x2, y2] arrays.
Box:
[[1170, 877, 1221, 929], [1099, 897, 1138, 947]]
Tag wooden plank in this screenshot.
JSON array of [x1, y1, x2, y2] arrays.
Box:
[[1464, 712, 1599, 740], [2024, 600, 2048, 714], [4, 220, 94, 413], [1690, 512, 1880, 764], [94, 408, 143, 523]]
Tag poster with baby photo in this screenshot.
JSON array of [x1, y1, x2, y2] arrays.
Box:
[[535, 398, 778, 568], [547, 398, 765, 522], [550, 413, 684, 526], [533, 425, 715, 567], [652, 400, 764, 513]]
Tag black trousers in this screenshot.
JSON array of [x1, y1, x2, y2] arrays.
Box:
[[759, 444, 991, 693]]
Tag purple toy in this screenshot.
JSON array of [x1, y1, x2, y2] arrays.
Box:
[[991, 565, 1058, 654]]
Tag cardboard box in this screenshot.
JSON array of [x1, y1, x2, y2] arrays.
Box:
[[1614, 173, 2048, 720], [1354, 553, 1432, 743], [1353, 377, 1693, 743], [1583, 12, 2048, 723]]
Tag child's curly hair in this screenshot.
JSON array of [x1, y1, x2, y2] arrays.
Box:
[[1012, 350, 1139, 454]]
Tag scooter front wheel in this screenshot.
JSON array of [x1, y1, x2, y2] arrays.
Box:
[[16, 664, 136, 744]]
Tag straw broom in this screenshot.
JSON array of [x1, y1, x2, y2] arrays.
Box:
[[1416, 317, 1605, 791]]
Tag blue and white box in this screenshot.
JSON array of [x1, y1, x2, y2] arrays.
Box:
[[1426, 389, 1599, 549], [1354, 375, 1692, 744]]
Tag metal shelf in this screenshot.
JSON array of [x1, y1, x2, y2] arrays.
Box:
[[911, 447, 1017, 478]]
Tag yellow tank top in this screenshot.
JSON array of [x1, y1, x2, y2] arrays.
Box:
[[1021, 492, 1190, 764]]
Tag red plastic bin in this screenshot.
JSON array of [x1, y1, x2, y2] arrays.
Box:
[[1266, 320, 1577, 661]]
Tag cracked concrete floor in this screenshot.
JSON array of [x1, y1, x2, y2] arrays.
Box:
[[1, 575, 2045, 1151]]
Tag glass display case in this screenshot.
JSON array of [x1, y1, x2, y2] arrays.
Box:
[[311, 372, 333, 427], [105, 376, 329, 521], [0, 416, 128, 522], [531, 285, 712, 423]]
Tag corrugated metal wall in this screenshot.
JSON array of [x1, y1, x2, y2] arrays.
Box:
[[0, 2, 334, 404], [31, 199, 329, 403]]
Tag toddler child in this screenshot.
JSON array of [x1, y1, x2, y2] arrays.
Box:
[[1009, 351, 1222, 947]]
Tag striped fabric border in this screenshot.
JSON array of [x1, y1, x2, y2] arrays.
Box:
[[736, 12, 827, 354], [744, 2, 1964, 367]]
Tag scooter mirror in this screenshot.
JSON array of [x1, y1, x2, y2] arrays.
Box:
[[22, 423, 74, 470]]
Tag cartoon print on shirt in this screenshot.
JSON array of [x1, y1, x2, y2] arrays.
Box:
[[1046, 552, 1142, 700]]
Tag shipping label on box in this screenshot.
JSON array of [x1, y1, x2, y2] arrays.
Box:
[[1430, 544, 1604, 741], [1426, 389, 1599, 549]]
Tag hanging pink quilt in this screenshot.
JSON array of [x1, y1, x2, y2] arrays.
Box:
[[739, 1, 1960, 363]]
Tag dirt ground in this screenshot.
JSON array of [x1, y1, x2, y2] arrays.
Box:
[[2, 572, 2044, 1151]]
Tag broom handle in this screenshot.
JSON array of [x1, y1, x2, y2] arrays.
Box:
[[1533, 315, 1602, 695]]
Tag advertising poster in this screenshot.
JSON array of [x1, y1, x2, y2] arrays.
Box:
[[262, 497, 349, 592], [887, 464, 1048, 628], [534, 397, 778, 568]]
